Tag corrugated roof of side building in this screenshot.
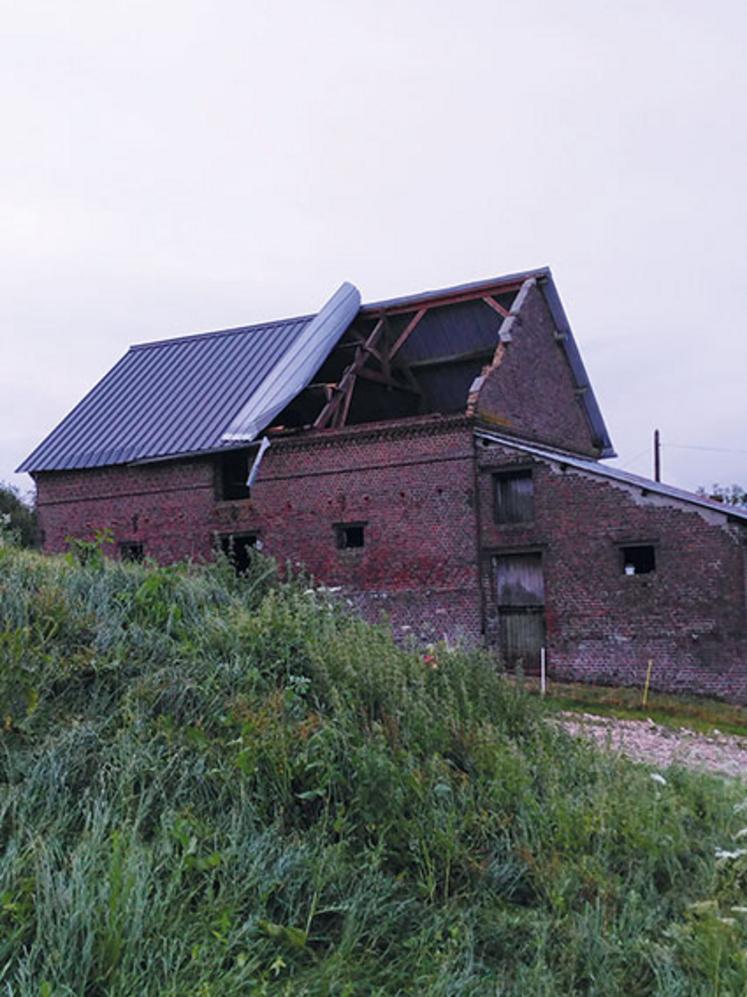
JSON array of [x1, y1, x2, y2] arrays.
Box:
[[475, 428, 747, 524]]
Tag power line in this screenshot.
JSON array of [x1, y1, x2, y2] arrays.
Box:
[[662, 443, 747, 457], [616, 446, 651, 472]]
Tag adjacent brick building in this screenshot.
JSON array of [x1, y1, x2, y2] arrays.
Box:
[[20, 269, 747, 701]]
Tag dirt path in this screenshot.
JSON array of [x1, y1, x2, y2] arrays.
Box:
[[556, 712, 747, 780]]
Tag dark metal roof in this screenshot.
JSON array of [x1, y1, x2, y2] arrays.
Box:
[[475, 429, 747, 524], [19, 269, 614, 473], [18, 284, 360, 472]]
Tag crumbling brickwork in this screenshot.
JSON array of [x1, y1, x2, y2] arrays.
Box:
[[474, 283, 598, 456], [476, 438, 747, 702]]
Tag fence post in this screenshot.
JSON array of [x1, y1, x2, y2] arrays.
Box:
[[642, 659, 654, 708], [540, 646, 547, 697]]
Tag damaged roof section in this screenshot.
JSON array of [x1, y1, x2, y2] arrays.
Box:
[[19, 268, 614, 473], [288, 269, 613, 458], [280, 280, 523, 432]]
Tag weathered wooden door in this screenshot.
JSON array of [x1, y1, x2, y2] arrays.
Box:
[[494, 553, 545, 673]]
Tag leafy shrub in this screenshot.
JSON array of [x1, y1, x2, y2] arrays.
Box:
[[697, 482, 747, 508], [0, 482, 37, 547]]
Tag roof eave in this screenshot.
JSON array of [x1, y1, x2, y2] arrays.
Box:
[[537, 271, 616, 459]]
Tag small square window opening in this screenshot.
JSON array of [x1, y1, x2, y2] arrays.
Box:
[[218, 450, 251, 500], [120, 541, 144, 563], [336, 524, 365, 549], [622, 545, 656, 575]]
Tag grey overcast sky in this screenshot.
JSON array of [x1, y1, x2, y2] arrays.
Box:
[[2, 0, 746, 495]]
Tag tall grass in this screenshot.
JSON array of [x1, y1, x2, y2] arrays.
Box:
[[1, 540, 746, 994]]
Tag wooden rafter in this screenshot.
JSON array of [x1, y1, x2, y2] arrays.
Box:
[[482, 296, 511, 319], [389, 308, 427, 360], [337, 375, 356, 427], [313, 318, 387, 429], [391, 354, 427, 413], [361, 281, 526, 317], [307, 382, 337, 403], [380, 317, 392, 381], [408, 346, 495, 370]]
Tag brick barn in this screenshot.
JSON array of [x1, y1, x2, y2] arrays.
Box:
[[19, 269, 747, 701]]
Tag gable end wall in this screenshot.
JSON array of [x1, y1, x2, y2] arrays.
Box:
[[473, 283, 599, 456]]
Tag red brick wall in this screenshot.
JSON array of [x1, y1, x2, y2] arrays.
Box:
[[477, 438, 747, 702], [474, 283, 599, 456], [34, 420, 747, 702], [35, 458, 216, 563], [35, 416, 483, 644]]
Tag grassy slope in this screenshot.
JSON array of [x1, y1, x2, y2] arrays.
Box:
[[1, 543, 746, 995]]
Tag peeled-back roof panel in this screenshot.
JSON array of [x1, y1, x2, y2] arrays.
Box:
[[222, 282, 361, 441], [18, 283, 360, 472]]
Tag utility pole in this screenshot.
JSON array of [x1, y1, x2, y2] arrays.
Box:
[[654, 429, 661, 482]]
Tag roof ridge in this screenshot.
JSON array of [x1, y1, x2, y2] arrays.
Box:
[[130, 313, 315, 352], [128, 269, 552, 351], [360, 267, 551, 312]]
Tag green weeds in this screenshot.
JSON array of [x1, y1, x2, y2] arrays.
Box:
[[539, 680, 747, 737], [0, 544, 745, 993]]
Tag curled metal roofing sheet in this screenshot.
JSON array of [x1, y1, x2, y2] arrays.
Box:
[[18, 283, 360, 472], [222, 282, 360, 441], [475, 429, 747, 523]]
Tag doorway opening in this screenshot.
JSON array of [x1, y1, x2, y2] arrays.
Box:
[[219, 533, 258, 575], [494, 551, 545, 673]]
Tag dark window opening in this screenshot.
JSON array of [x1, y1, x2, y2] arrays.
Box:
[[336, 523, 365, 549], [120, 541, 144, 563], [621, 545, 656, 575], [218, 450, 251, 500], [219, 533, 258, 575], [494, 470, 534, 524]]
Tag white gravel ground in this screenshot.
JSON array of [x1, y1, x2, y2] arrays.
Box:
[[556, 712, 747, 781]]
